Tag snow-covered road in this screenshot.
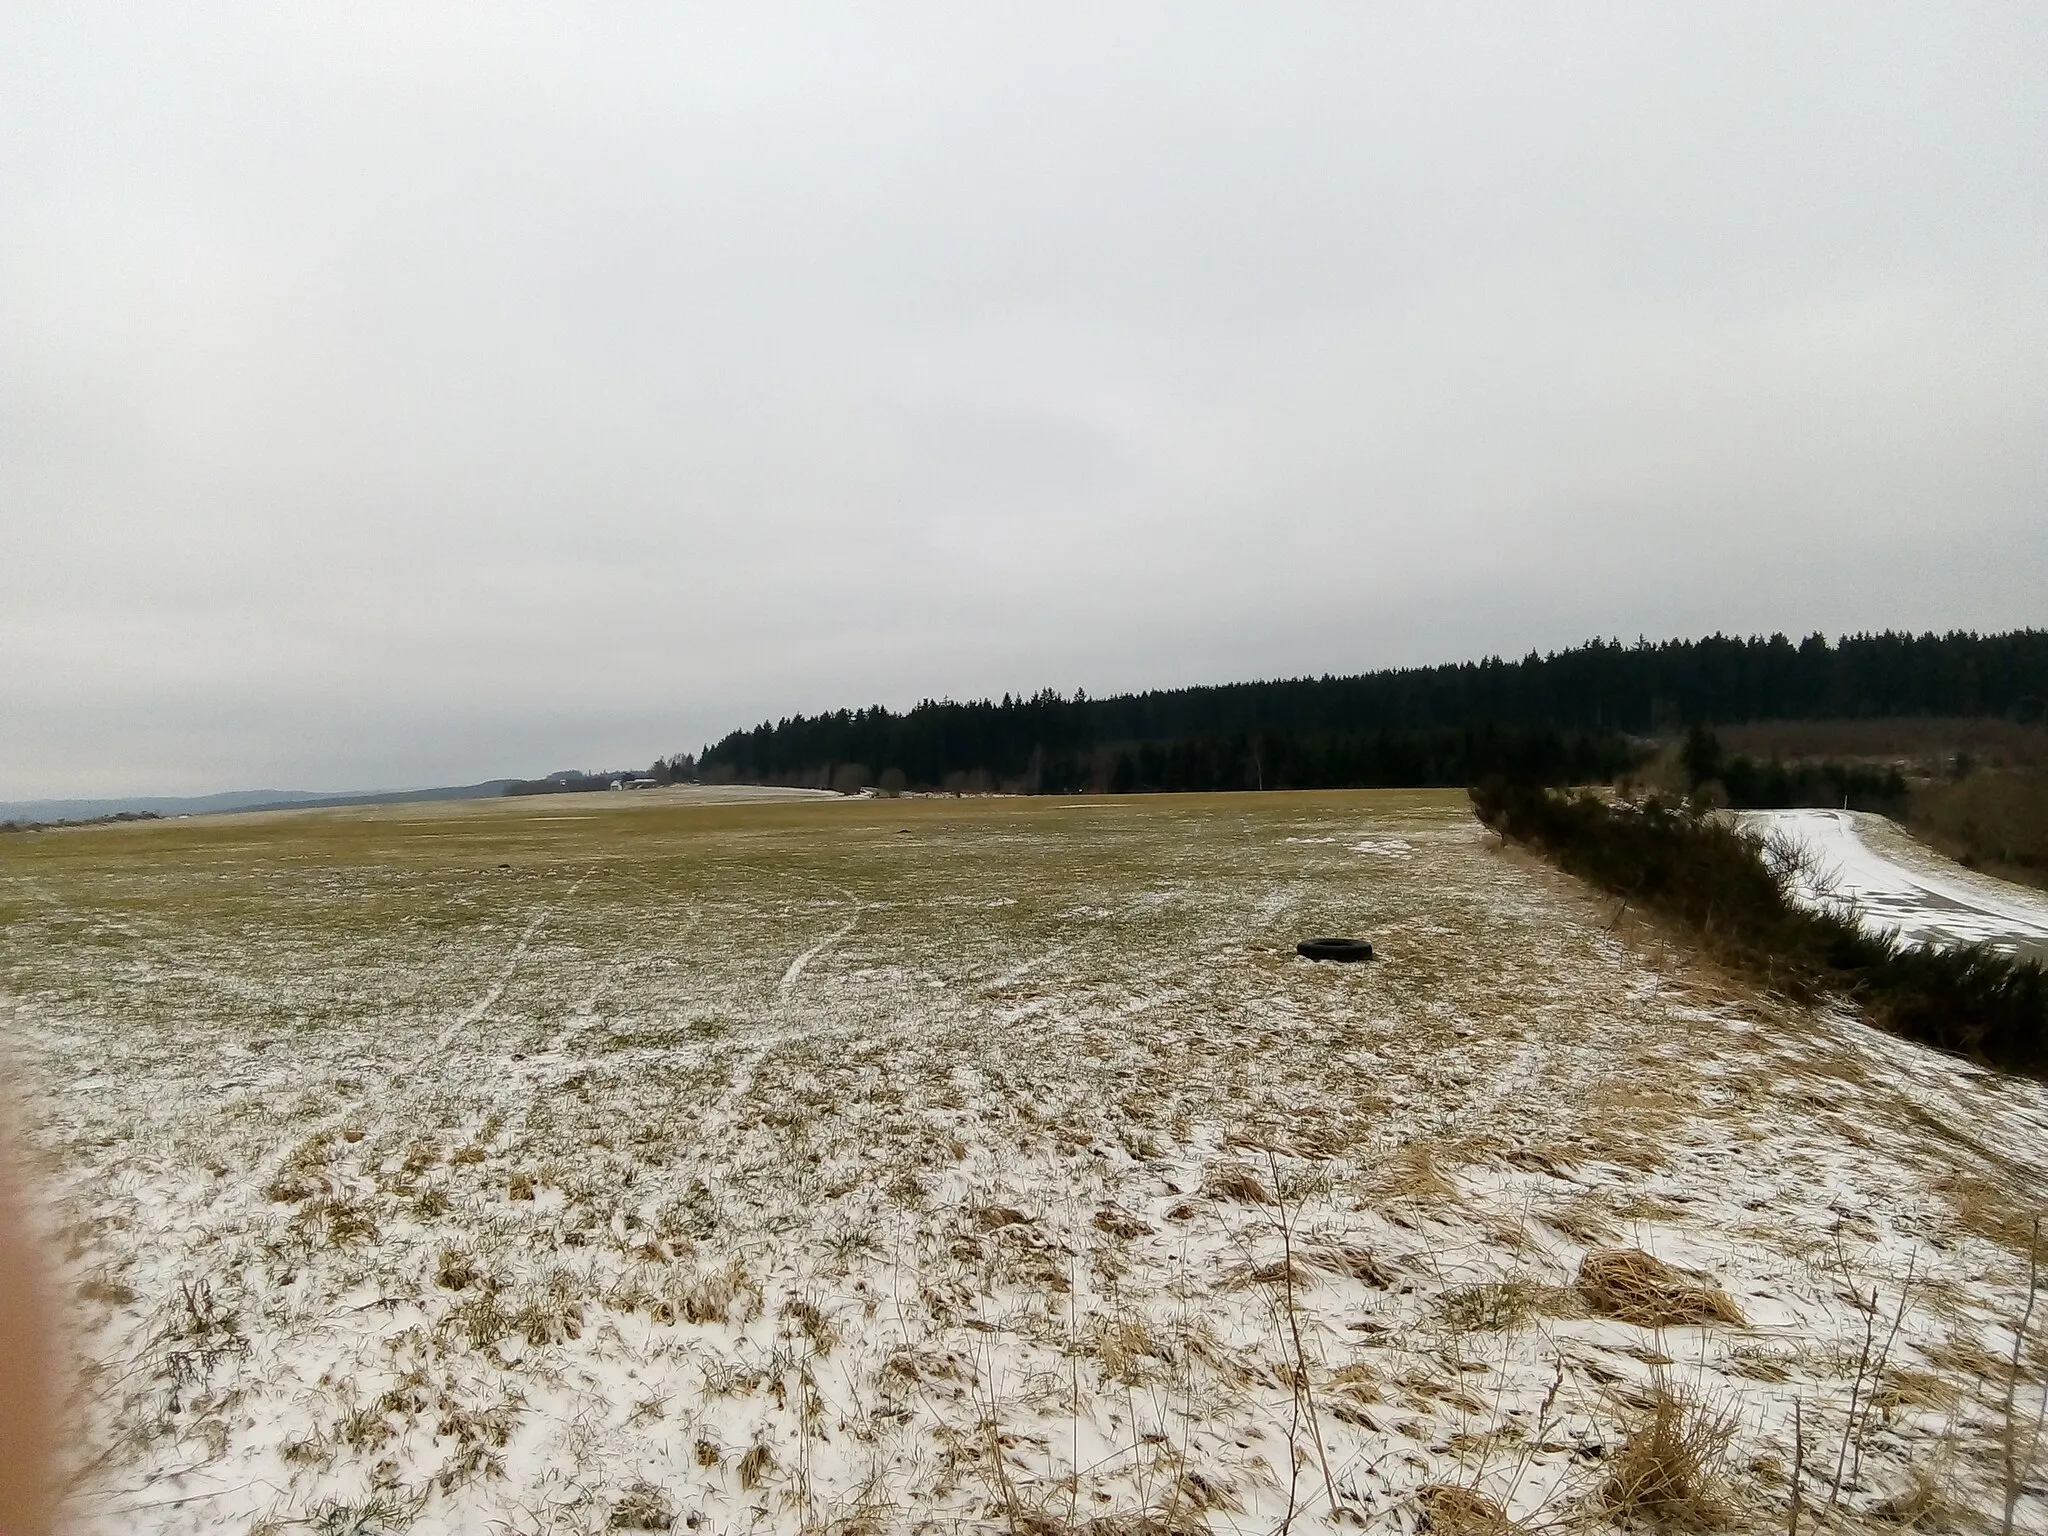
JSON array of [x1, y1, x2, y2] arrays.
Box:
[[1745, 807, 2048, 961]]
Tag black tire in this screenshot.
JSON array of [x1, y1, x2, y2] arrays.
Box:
[[1297, 937, 1373, 963]]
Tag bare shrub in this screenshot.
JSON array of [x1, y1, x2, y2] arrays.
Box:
[[1577, 1248, 1746, 1328]]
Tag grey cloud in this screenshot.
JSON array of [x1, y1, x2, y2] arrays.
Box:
[[3, 4, 2043, 795]]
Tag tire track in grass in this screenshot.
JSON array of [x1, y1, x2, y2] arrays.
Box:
[[980, 943, 1073, 994], [695, 894, 869, 1116], [777, 896, 862, 1006], [539, 979, 611, 1059], [402, 868, 592, 1075], [532, 893, 707, 1061], [249, 867, 592, 1193]]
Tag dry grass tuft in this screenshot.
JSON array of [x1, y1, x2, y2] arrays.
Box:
[[1305, 1242, 1393, 1287], [608, 1479, 676, 1529], [1227, 1256, 1314, 1292], [1596, 1382, 1737, 1529], [781, 1296, 837, 1355], [443, 1293, 512, 1350], [509, 1289, 584, 1346], [435, 1246, 483, 1291], [1436, 1280, 1544, 1333], [737, 1440, 776, 1491], [1362, 1143, 1456, 1207], [1725, 1343, 1794, 1382], [1920, 1330, 2008, 1383], [1576, 1248, 1746, 1328], [654, 1257, 760, 1326], [1091, 1206, 1153, 1240], [1087, 1315, 1175, 1386], [1170, 1469, 1244, 1516], [1415, 1483, 1522, 1534], [1201, 1162, 1272, 1204], [1541, 1197, 1619, 1248], [1871, 1366, 1959, 1414], [265, 1132, 335, 1203], [1930, 1170, 2048, 1262], [1870, 1460, 1964, 1531], [295, 1193, 379, 1246], [76, 1275, 139, 1306]]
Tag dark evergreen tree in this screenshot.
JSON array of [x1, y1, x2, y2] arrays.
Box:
[[1681, 725, 1725, 789], [694, 629, 2048, 794]]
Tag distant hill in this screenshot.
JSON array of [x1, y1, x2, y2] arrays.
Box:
[[0, 781, 519, 826]]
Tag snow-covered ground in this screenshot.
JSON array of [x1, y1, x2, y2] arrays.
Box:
[[1744, 808, 2048, 962], [2, 790, 2044, 1533]]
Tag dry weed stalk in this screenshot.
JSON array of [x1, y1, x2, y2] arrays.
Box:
[[1821, 1253, 1916, 1521], [1788, 1397, 1803, 1536], [1264, 1151, 1340, 1524], [2001, 1218, 2045, 1536]]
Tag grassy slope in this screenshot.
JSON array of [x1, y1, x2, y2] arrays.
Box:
[[2, 791, 2045, 1533]]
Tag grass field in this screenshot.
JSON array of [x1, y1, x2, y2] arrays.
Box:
[[3, 788, 2045, 1533]]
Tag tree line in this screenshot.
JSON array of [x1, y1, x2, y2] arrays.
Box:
[[697, 629, 2048, 795], [1678, 725, 1909, 815]]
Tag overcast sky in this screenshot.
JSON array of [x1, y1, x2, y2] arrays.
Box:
[[4, 4, 2044, 796]]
